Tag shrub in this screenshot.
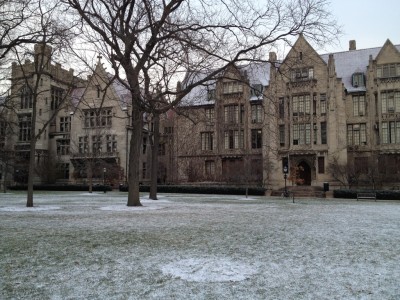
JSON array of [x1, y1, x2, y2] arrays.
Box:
[[333, 189, 400, 200], [119, 184, 265, 196], [8, 184, 112, 192]]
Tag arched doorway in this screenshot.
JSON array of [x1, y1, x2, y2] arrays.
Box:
[[298, 161, 311, 185]]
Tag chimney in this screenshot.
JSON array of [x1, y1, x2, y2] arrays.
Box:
[[349, 40, 356, 51], [269, 52, 277, 62]]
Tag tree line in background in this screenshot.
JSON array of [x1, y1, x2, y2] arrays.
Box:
[[0, 0, 340, 207]]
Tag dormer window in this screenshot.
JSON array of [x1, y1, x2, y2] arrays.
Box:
[[352, 72, 365, 87], [207, 88, 215, 101], [251, 84, 263, 97]]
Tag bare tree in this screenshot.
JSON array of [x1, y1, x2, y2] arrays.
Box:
[[65, 0, 340, 206], [328, 156, 359, 189], [6, 0, 79, 207]]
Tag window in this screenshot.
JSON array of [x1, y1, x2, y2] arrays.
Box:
[[250, 84, 263, 97], [279, 98, 285, 119], [205, 160, 215, 176], [377, 63, 400, 78], [56, 139, 70, 155], [83, 108, 112, 128], [158, 143, 166, 156], [207, 88, 216, 101], [251, 104, 263, 123], [379, 155, 400, 175], [92, 135, 102, 153], [355, 157, 368, 174], [142, 137, 147, 154], [321, 122, 327, 144], [291, 67, 314, 82], [142, 162, 146, 179], [318, 157, 325, 174], [381, 91, 400, 113], [320, 94, 327, 115], [353, 95, 366, 116], [224, 130, 244, 149], [279, 125, 285, 146], [101, 109, 112, 126], [51, 86, 64, 110], [60, 117, 71, 132], [292, 123, 311, 145], [312, 123, 317, 144], [251, 129, 262, 149], [223, 81, 243, 94], [347, 124, 367, 145], [164, 127, 173, 135], [352, 73, 365, 87], [106, 135, 117, 153], [0, 122, 6, 149], [201, 132, 214, 151], [292, 95, 311, 115], [205, 108, 214, 122], [224, 105, 236, 123], [18, 114, 31, 141], [78, 136, 89, 154], [96, 85, 101, 98], [57, 163, 69, 179], [20, 85, 32, 109], [382, 121, 400, 144]]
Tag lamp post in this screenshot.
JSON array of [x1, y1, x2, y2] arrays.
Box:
[[283, 165, 288, 197]]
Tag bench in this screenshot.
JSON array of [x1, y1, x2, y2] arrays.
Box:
[[357, 192, 377, 201]]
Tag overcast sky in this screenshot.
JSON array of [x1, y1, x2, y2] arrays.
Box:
[[321, 0, 399, 53]]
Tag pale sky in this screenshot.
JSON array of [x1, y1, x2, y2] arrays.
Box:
[[322, 0, 400, 53]]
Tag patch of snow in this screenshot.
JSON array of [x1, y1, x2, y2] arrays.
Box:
[[99, 204, 165, 211], [162, 257, 258, 282], [0, 205, 61, 212], [78, 192, 106, 196]]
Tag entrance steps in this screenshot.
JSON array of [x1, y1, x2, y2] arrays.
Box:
[[271, 186, 325, 198]]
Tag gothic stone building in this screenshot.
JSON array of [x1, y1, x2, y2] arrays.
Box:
[[266, 35, 400, 190], [177, 35, 400, 191], [174, 63, 269, 186], [4, 36, 400, 191], [5, 45, 160, 187]]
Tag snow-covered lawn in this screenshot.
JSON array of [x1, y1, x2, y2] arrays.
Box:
[[0, 191, 399, 299]]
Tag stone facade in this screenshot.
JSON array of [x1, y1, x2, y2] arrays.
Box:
[[178, 35, 400, 190], [3, 36, 400, 191], [175, 64, 268, 186]]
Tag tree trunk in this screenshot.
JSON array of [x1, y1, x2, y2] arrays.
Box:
[[26, 142, 35, 207], [127, 108, 143, 206], [88, 163, 93, 193], [149, 114, 160, 200], [27, 98, 37, 207]]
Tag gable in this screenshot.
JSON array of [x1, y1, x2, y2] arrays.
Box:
[[280, 35, 327, 71], [375, 39, 400, 64]]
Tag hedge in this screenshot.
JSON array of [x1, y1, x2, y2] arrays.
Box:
[[333, 189, 400, 200], [119, 184, 265, 196], [8, 184, 112, 192]]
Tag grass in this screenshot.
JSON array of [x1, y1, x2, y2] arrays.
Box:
[[1, 191, 399, 299]]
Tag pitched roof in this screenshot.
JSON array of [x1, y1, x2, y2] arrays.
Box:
[[320, 44, 400, 93], [180, 62, 271, 106]]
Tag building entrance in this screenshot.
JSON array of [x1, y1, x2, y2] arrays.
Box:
[[298, 161, 311, 185]]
